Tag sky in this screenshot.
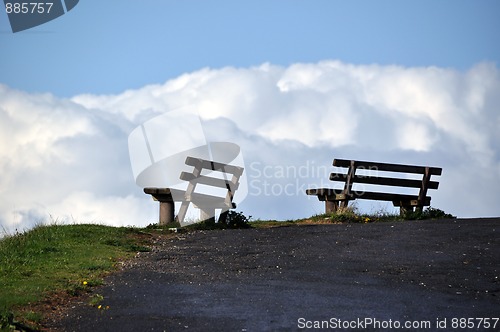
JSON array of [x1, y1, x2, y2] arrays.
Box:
[[1, 0, 499, 233]]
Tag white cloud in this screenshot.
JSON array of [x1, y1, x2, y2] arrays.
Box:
[[0, 86, 95, 169], [1, 60, 499, 234], [0, 85, 155, 233], [396, 123, 436, 152], [45, 191, 156, 227]]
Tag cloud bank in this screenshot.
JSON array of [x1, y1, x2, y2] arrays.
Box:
[[1, 60, 499, 233]]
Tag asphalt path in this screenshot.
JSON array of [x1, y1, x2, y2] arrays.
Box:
[[48, 218, 500, 331]]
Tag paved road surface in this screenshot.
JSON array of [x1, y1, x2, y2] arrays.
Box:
[[48, 219, 500, 331]]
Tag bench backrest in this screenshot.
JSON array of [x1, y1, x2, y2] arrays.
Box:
[[176, 156, 244, 222], [331, 159, 442, 208]]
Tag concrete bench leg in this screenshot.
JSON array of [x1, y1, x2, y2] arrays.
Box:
[[325, 200, 338, 213], [144, 188, 176, 226], [159, 201, 175, 225]]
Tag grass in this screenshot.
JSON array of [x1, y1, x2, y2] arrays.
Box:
[[0, 223, 152, 331], [0, 207, 454, 330], [249, 206, 455, 228]]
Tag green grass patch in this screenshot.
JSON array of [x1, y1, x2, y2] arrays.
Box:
[[0, 223, 152, 330], [306, 206, 454, 224], [308, 206, 401, 224], [249, 206, 455, 228], [249, 218, 302, 228]]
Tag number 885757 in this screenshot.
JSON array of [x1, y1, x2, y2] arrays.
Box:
[[5, 2, 53, 14]]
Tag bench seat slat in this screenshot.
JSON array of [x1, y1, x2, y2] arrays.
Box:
[[306, 188, 431, 206], [306, 188, 343, 196], [333, 159, 442, 176], [144, 187, 171, 195], [354, 191, 430, 205], [329, 173, 439, 189], [170, 188, 236, 209]]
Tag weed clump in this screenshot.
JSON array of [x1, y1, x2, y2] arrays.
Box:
[[185, 211, 252, 230], [403, 207, 455, 220]]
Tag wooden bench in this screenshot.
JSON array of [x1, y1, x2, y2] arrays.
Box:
[[145, 156, 243, 225], [306, 159, 442, 215]]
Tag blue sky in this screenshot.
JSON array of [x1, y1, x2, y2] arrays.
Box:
[[1, 1, 499, 96], [1, 1, 499, 232]]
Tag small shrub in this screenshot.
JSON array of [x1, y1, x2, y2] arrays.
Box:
[[403, 207, 455, 220], [185, 211, 252, 230], [225, 211, 252, 229]]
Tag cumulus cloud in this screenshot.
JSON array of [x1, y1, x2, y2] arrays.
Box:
[[1, 60, 499, 234], [0, 85, 156, 233]]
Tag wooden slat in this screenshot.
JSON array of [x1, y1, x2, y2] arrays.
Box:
[[352, 191, 431, 205], [333, 159, 442, 175], [323, 194, 352, 201], [305, 188, 352, 202], [306, 188, 343, 196], [185, 157, 244, 176], [341, 160, 357, 208], [180, 172, 239, 191], [144, 187, 171, 195], [306, 188, 431, 205], [143, 187, 174, 202], [418, 167, 432, 206], [329, 173, 440, 189], [170, 188, 236, 209]]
